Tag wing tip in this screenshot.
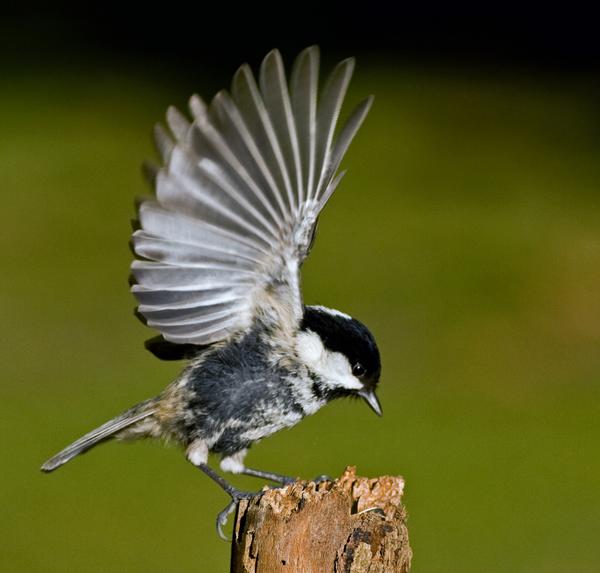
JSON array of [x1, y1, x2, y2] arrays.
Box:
[[188, 94, 207, 119], [234, 61, 252, 78], [263, 47, 283, 62], [166, 106, 190, 141], [134, 307, 148, 325], [260, 48, 285, 82], [357, 94, 375, 119], [330, 56, 356, 81]]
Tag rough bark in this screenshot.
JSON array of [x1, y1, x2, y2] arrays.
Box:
[[230, 466, 411, 573]]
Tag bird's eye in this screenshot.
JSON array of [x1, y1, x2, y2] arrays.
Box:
[[352, 363, 366, 377]]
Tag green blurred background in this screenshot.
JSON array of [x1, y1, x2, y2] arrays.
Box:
[[2, 7, 600, 572]]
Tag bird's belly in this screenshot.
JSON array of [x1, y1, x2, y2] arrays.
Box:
[[184, 347, 320, 455], [208, 407, 304, 455], [238, 409, 304, 443]]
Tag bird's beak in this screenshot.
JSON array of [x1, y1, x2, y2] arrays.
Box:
[[359, 389, 383, 416]]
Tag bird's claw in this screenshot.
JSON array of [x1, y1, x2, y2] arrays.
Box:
[[216, 501, 237, 541], [214, 477, 331, 540], [216, 490, 257, 541]]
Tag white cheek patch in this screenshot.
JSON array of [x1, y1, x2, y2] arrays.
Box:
[[297, 330, 362, 391], [296, 330, 325, 364], [320, 351, 363, 390]]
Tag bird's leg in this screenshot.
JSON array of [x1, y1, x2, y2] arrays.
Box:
[[195, 461, 251, 497], [194, 462, 258, 540], [219, 451, 296, 485], [241, 467, 297, 485]]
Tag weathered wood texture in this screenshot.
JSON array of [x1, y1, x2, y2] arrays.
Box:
[[230, 466, 411, 572]]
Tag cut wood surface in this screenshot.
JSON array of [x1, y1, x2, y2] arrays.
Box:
[[231, 466, 411, 572]]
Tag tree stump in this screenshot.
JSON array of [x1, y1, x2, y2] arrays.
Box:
[[231, 466, 411, 572]]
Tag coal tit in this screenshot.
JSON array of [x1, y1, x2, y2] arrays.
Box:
[[41, 46, 381, 537]]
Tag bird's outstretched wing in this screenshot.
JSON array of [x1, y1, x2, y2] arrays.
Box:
[[131, 46, 372, 346]]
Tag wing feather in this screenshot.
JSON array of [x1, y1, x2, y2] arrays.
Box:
[[316, 96, 374, 204], [259, 50, 303, 212], [138, 202, 267, 260], [131, 262, 257, 289], [290, 46, 319, 205], [188, 94, 207, 119], [140, 301, 240, 322], [313, 58, 355, 199], [318, 170, 347, 210], [189, 110, 283, 227], [166, 106, 191, 141], [132, 232, 256, 269], [158, 319, 240, 343], [146, 305, 241, 328], [231, 64, 295, 215], [157, 159, 274, 247], [132, 47, 372, 349], [197, 158, 281, 237], [209, 90, 288, 222], [133, 285, 246, 307]]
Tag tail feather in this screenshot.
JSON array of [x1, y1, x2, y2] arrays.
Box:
[[41, 401, 155, 473]]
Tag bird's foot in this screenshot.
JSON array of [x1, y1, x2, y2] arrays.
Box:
[[275, 473, 333, 486], [242, 467, 297, 485], [216, 488, 258, 541], [242, 467, 333, 487], [215, 476, 334, 539]]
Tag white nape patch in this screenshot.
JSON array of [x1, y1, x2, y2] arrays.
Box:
[[296, 330, 363, 391], [297, 330, 325, 364], [310, 305, 352, 320], [220, 449, 248, 474], [186, 440, 208, 467]]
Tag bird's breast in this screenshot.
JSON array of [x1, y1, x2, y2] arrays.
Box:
[[177, 331, 327, 452]]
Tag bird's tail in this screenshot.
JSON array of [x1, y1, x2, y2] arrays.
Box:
[[40, 399, 157, 473]]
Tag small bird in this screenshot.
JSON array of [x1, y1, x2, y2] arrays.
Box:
[[41, 46, 381, 537]]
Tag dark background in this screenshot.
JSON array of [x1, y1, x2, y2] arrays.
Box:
[[3, 5, 600, 70], [2, 5, 599, 573]]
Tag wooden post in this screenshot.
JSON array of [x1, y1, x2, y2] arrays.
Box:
[[231, 466, 411, 572]]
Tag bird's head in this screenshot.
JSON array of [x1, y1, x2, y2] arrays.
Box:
[[296, 305, 382, 415]]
